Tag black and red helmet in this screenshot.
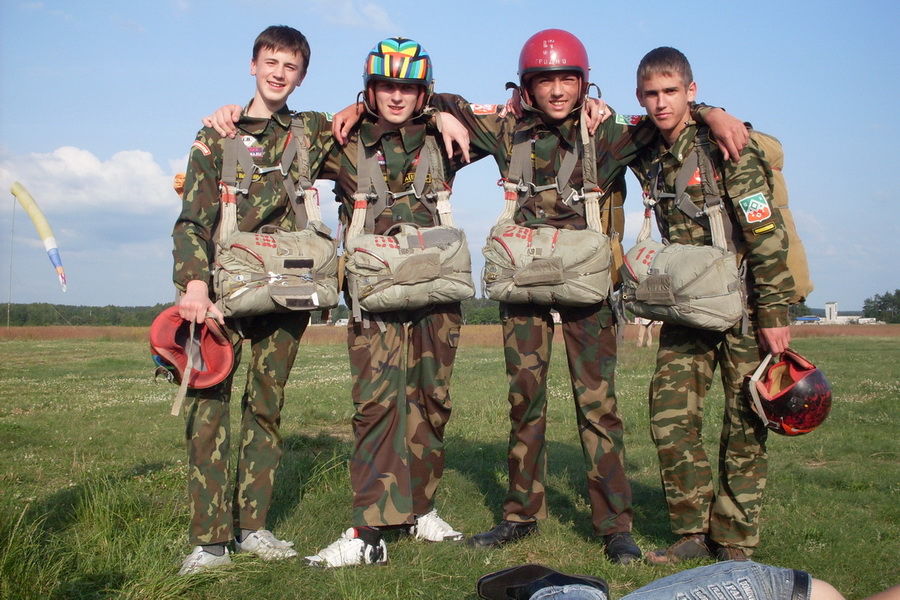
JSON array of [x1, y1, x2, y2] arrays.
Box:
[[747, 349, 832, 436], [149, 306, 233, 389]]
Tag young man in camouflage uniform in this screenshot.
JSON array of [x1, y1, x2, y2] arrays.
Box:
[[633, 47, 794, 563], [172, 25, 337, 575], [429, 29, 749, 564], [305, 37, 470, 567]]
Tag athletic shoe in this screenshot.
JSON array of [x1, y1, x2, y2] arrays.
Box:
[[410, 510, 464, 542], [305, 528, 387, 568], [234, 529, 298, 561], [178, 546, 231, 575]]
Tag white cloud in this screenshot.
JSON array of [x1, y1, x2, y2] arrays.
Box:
[[0, 146, 179, 215]]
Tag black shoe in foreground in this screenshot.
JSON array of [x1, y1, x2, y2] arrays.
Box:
[[468, 520, 537, 548], [602, 532, 641, 565], [477, 563, 608, 600]]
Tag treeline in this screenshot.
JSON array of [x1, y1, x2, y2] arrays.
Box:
[[2, 299, 504, 327], [5, 298, 857, 327]]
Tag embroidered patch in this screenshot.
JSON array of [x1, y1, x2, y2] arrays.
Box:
[[752, 223, 776, 235], [191, 140, 211, 156], [739, 192, 772, 223], [615, 114, 644, 126], [241, 135, 264, 157], [324, 112, 335, 121], [471, 103, 499, 115]]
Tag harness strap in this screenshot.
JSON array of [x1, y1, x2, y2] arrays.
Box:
[[169, 320, 195, 416]]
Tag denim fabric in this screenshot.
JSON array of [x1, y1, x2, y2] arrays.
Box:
[[531, 585, 607, 600], [618, 561, 808, 600]]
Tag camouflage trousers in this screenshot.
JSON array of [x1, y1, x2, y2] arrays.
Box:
[[347, 303, 461, 527], [500, 302, 633, 536], [183, 311, 309, 545], [649, 321, 769, 550]]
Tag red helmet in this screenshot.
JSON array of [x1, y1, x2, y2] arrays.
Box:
[[747, 349, 832, 436], [149, 306, 233, 389], [518, 29, 590, 91]]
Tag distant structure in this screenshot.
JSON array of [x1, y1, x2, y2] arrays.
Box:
[[820, 301, 863, 325]]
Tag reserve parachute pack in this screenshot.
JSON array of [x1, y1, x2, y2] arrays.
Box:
[[747, 128, 813, 303], [342, 134, 475, 317], [620, 128, 745, 331], [483, 115, 616, 306], [212, 117, 339, 318]]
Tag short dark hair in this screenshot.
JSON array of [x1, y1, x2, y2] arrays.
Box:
[[637, 46, 693, 88], [252, 25, 311, 78]]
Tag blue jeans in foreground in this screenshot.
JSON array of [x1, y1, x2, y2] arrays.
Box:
[[531, 561, 811, 600]]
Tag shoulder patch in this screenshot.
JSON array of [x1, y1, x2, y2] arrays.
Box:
[[615, 114, 644, 126], [191, 140, 211, 156], [739, 192, 772, 223], [323, 112, 335, 122], [752, 222, 777, 235], [470, 103, 500, 115]]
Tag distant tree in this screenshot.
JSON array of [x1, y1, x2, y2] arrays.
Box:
[[461, 298, 500, 324], [862, 289, 900, 323], [789, 300, 813, 319]]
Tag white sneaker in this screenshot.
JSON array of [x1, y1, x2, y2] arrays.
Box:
[[235, 529, 298, 561], [410, 510, 463, 542], [305, 528, 387, 568], [179, 546, 231, 575]]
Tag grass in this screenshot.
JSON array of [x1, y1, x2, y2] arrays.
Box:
[[0, 331, 897, 599]]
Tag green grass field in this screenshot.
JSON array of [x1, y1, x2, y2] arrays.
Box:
[[0, 330, 897, 599]]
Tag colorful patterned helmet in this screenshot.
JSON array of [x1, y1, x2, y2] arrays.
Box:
[[518, 29, 590, 90], [364, 37, 433, 88], [149, 306, 233, 389], [747, 350, 832, 436]]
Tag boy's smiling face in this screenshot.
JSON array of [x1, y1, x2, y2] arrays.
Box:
[[249, 47, 305, 117]]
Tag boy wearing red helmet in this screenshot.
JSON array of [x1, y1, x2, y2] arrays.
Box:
[[427, 29, 748, 564]]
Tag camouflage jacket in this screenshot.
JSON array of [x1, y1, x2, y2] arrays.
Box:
[[633, 122, 794, 328], [172, 104, 334, 291], [321, 114, 458, 236]]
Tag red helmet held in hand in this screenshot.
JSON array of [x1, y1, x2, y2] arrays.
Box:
[[150, 306, 233, 389], [747, 349, 832, 436]]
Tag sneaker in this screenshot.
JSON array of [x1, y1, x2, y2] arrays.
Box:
[[644, 534, 713, 564], [235, 529, 298, 561], [305, 528, 388, 568], [410, 510, 463, 542], [179, 546, 231, 575]]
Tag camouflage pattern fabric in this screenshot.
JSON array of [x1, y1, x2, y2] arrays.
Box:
[[649, 320, 768, 550], [184, 312, 309, 545], [500, 302, 632, 536], [173, 103, 332, 545], [321, 115, 464, 528], [173, 106, 334, 291], [346, 303, 461, 527], [634, 122, 795, 551]]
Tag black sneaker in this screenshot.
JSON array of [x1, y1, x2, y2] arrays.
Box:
[[602, 532, 641, 565], [468, 520, 537, 548]]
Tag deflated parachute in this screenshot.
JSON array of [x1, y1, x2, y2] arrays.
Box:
[[10, 182, 67, 291]]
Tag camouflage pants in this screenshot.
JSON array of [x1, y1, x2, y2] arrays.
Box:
[[347, 303, 461, 527], [649, 321, 769, 550], [500, 302, 633, 536], [183, 311, 309, 545]]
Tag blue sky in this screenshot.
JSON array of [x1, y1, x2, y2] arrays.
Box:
[[1, 0, 897, 311]]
